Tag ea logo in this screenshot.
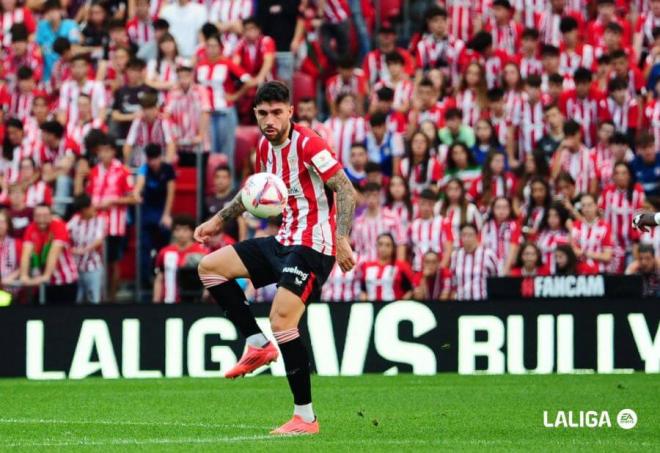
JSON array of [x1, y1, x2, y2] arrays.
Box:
[[616, 409, 638, 430]]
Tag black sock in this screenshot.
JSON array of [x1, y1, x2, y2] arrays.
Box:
[[207, 280, 262, 339], [278, 337, 312, 405]]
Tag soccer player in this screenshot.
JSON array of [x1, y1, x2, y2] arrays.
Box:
[[193, 81, 357, 435]]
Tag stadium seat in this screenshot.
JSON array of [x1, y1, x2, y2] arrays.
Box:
[[379, 0, 401, 21], [235, 125, 260, 175], [292, 71, 316, 107]]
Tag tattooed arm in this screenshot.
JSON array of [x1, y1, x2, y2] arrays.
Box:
[[326, 171, 358, 272], [193, 192, 246, 244]]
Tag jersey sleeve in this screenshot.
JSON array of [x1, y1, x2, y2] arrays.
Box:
[[303, 136, 343, 183], [52, 220, 70, 244]]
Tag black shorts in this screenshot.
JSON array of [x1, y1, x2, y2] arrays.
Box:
[[106, 235, 127, 263], [233, 236, 335, 303]]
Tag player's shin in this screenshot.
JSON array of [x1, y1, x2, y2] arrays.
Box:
[[201, 275, 269, 347], [273, 328, 315, 422]]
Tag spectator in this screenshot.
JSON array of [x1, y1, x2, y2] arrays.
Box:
[[110, 57, 150, 139], [371, 86, 407, 134], [326, 56, 368, 117], [365, 112, 404, 178], [509, 242, 550, 276], [602, 77, 639, 144], [415, 6, 464, 79], [19, 203, 78, 304], [48, 37, 72, 96], [625, 244, 659, 297], [6, 185, 32, 239], [481, 196, 522, 275], [204, 164, 246, 247], [519, 177, 552, 239], [208, 0, 254, 58], [514, 149, 551, 206], [408, 188, 453, 272], [256, 0, 304, 87], [513, 74, 545, 164], [554, 171, 583, 221], [123, 91, 176, 166], [126, 0, 155, 57], [471, 119, 503, 165], [358, 232, 415, 302], [363, 25, 414, 85], [38, 120, 80, 211], [136, 18, 169, 62], [442, 223, 498, 301], [399, 130, 444, 199], [324, 93, 367, 175], [536, 202, 571, 273], [484, 88, 511, 153], [467, 149, 515, 211], [456, 62, 487, 127], [412, 250, 444, 301], [321, 252, 360, 302], [81, 132, 135, 301], [146, 33, 179, 92], [295, 97, 333, 147], [571, 193, 614, 273], [18, 158, 52, 208], [0, 210, 22, 291], [36, 0, 81, 82], [159, 0, 207, 58], [537, 104, 565, 159], [559, 67, 601, 149], [351, 182, 406, 262], [598, 162, 646, 273], [5, 24, 43, 88], [0, 0, 36, 49], [67, 194, 106, 304], [551, 119, 597, 195], [66, 93, 107, 154], [554, 243, 599, 275], [631, 132, 660, 205], [438, 108, 476, 148], [438, 177, 483, 240], [371, 52, 414, 114], [516, 28, 543, 78], [10, 66, 41, 122], [153, 214, 208, 303], [133, 144, 175, 292], [196, 33, 252, 178], [440, 142, 481, 189], [80, 0, 110, 60], [409, 77, 455, 132], [384, 175, 413, 233], [164, 58, 211, 154], [346, 142, 368, 185]]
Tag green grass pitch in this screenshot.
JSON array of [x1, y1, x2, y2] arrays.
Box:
[[0, 374, 658, 451]]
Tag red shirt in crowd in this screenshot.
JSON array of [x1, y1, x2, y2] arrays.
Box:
[[23, 218, 78, 285], [156, 242, 209, 303], [359, 259, 415, 302], [86, 158, 134, 237]]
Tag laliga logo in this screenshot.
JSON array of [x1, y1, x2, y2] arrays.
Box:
[[543, 409, 638, 429]]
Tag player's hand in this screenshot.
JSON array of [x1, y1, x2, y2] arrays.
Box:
[[632, 213, 656, 232], [194, 216, 223, 244], [335, 236, 355, 272]]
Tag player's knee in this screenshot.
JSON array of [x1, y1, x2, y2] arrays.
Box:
[[269, 309, 294, 332]]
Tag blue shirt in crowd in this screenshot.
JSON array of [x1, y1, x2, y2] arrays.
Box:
[[36, 18, 81, 81], [631, 153, 660, 197]]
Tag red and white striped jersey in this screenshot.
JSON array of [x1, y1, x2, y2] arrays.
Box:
[[398, 156, 444, 198], [35, 136, 80, 168], [444, 0, 480, 42], [323, 116, 367, 174], [254, 123, 343, 256], [359, 259, 415, 302], [537, 10, 579, 47], [0, 236, 21, 280], [517, 55, 544, 79], [514, 98, 545, 158], [571, 218, 614, 272], [536, 228, 570, 272], [520, 204, 545, 233], [598, 183, 645, 248], [195, 57, 250, 110], [156, 242, 209, 303], [326, 70, 368, 107], [362, 48, 415, 85], [637, 13, 660, 50], [513, 0, 545, 28], [408, 215, 454, 271], [503, 89, 523, 123], [372, 78, 413, 112], [0, 7, 36, 48], [489, 113, 511, 146], [23, 218, 78, 285], [559, 91, 602, 148], [66, 213, 107, 272], [25, 180, 52, 208], [415, 33, 465, 78], [456, 88, 482, 127], [601, 96, 639, 134], [437, 202, 484, 244], [486, 19, 522, 56], [351, 207, 406, 262], [448, 245, 498, 300], [481, 219, 522, 272], [321, 259, 360, 302], [66, 118, 106, 154], [208, 0, 254, 56], [552, 146, 596, 194], [126, 17, 154, 49], [467, 173, 516, 209], [387, 200, 412, 233], [234, 35, 276, 78], [125, 116, 174, 148], [164, 84, 211, 144], [322, 0, 349, 23], [559, 44, 596, 76], [8, 89, 40, 121], [3, 137, 38, 184], [587, 18, 632, 48], [86, 159, 134, 236], [146, 58, 178, 85], [644, 98, 660, 150], [58, 79, 106, 126], [410, 97, 456, 129], [3, 43, 43, 86]]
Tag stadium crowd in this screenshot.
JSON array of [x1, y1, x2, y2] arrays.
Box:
[[0, 0, 658, 305]]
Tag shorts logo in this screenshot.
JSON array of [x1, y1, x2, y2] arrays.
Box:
[[311, 150, 337, 173], [283, 266, 309, 285]]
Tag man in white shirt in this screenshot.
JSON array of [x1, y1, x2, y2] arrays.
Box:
[[159, 0, 208, 57]]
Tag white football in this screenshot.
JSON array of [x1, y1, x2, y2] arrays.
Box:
[[241, 172, 288, 218]]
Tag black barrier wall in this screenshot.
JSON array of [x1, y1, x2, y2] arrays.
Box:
[[1, 300, 658, 379]]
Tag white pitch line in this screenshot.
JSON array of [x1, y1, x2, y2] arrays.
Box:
[[0, 435, 279, 448], [0, 418, 270, 430]]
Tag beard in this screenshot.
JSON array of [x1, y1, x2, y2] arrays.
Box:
[[260, 122, 289, 144]]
